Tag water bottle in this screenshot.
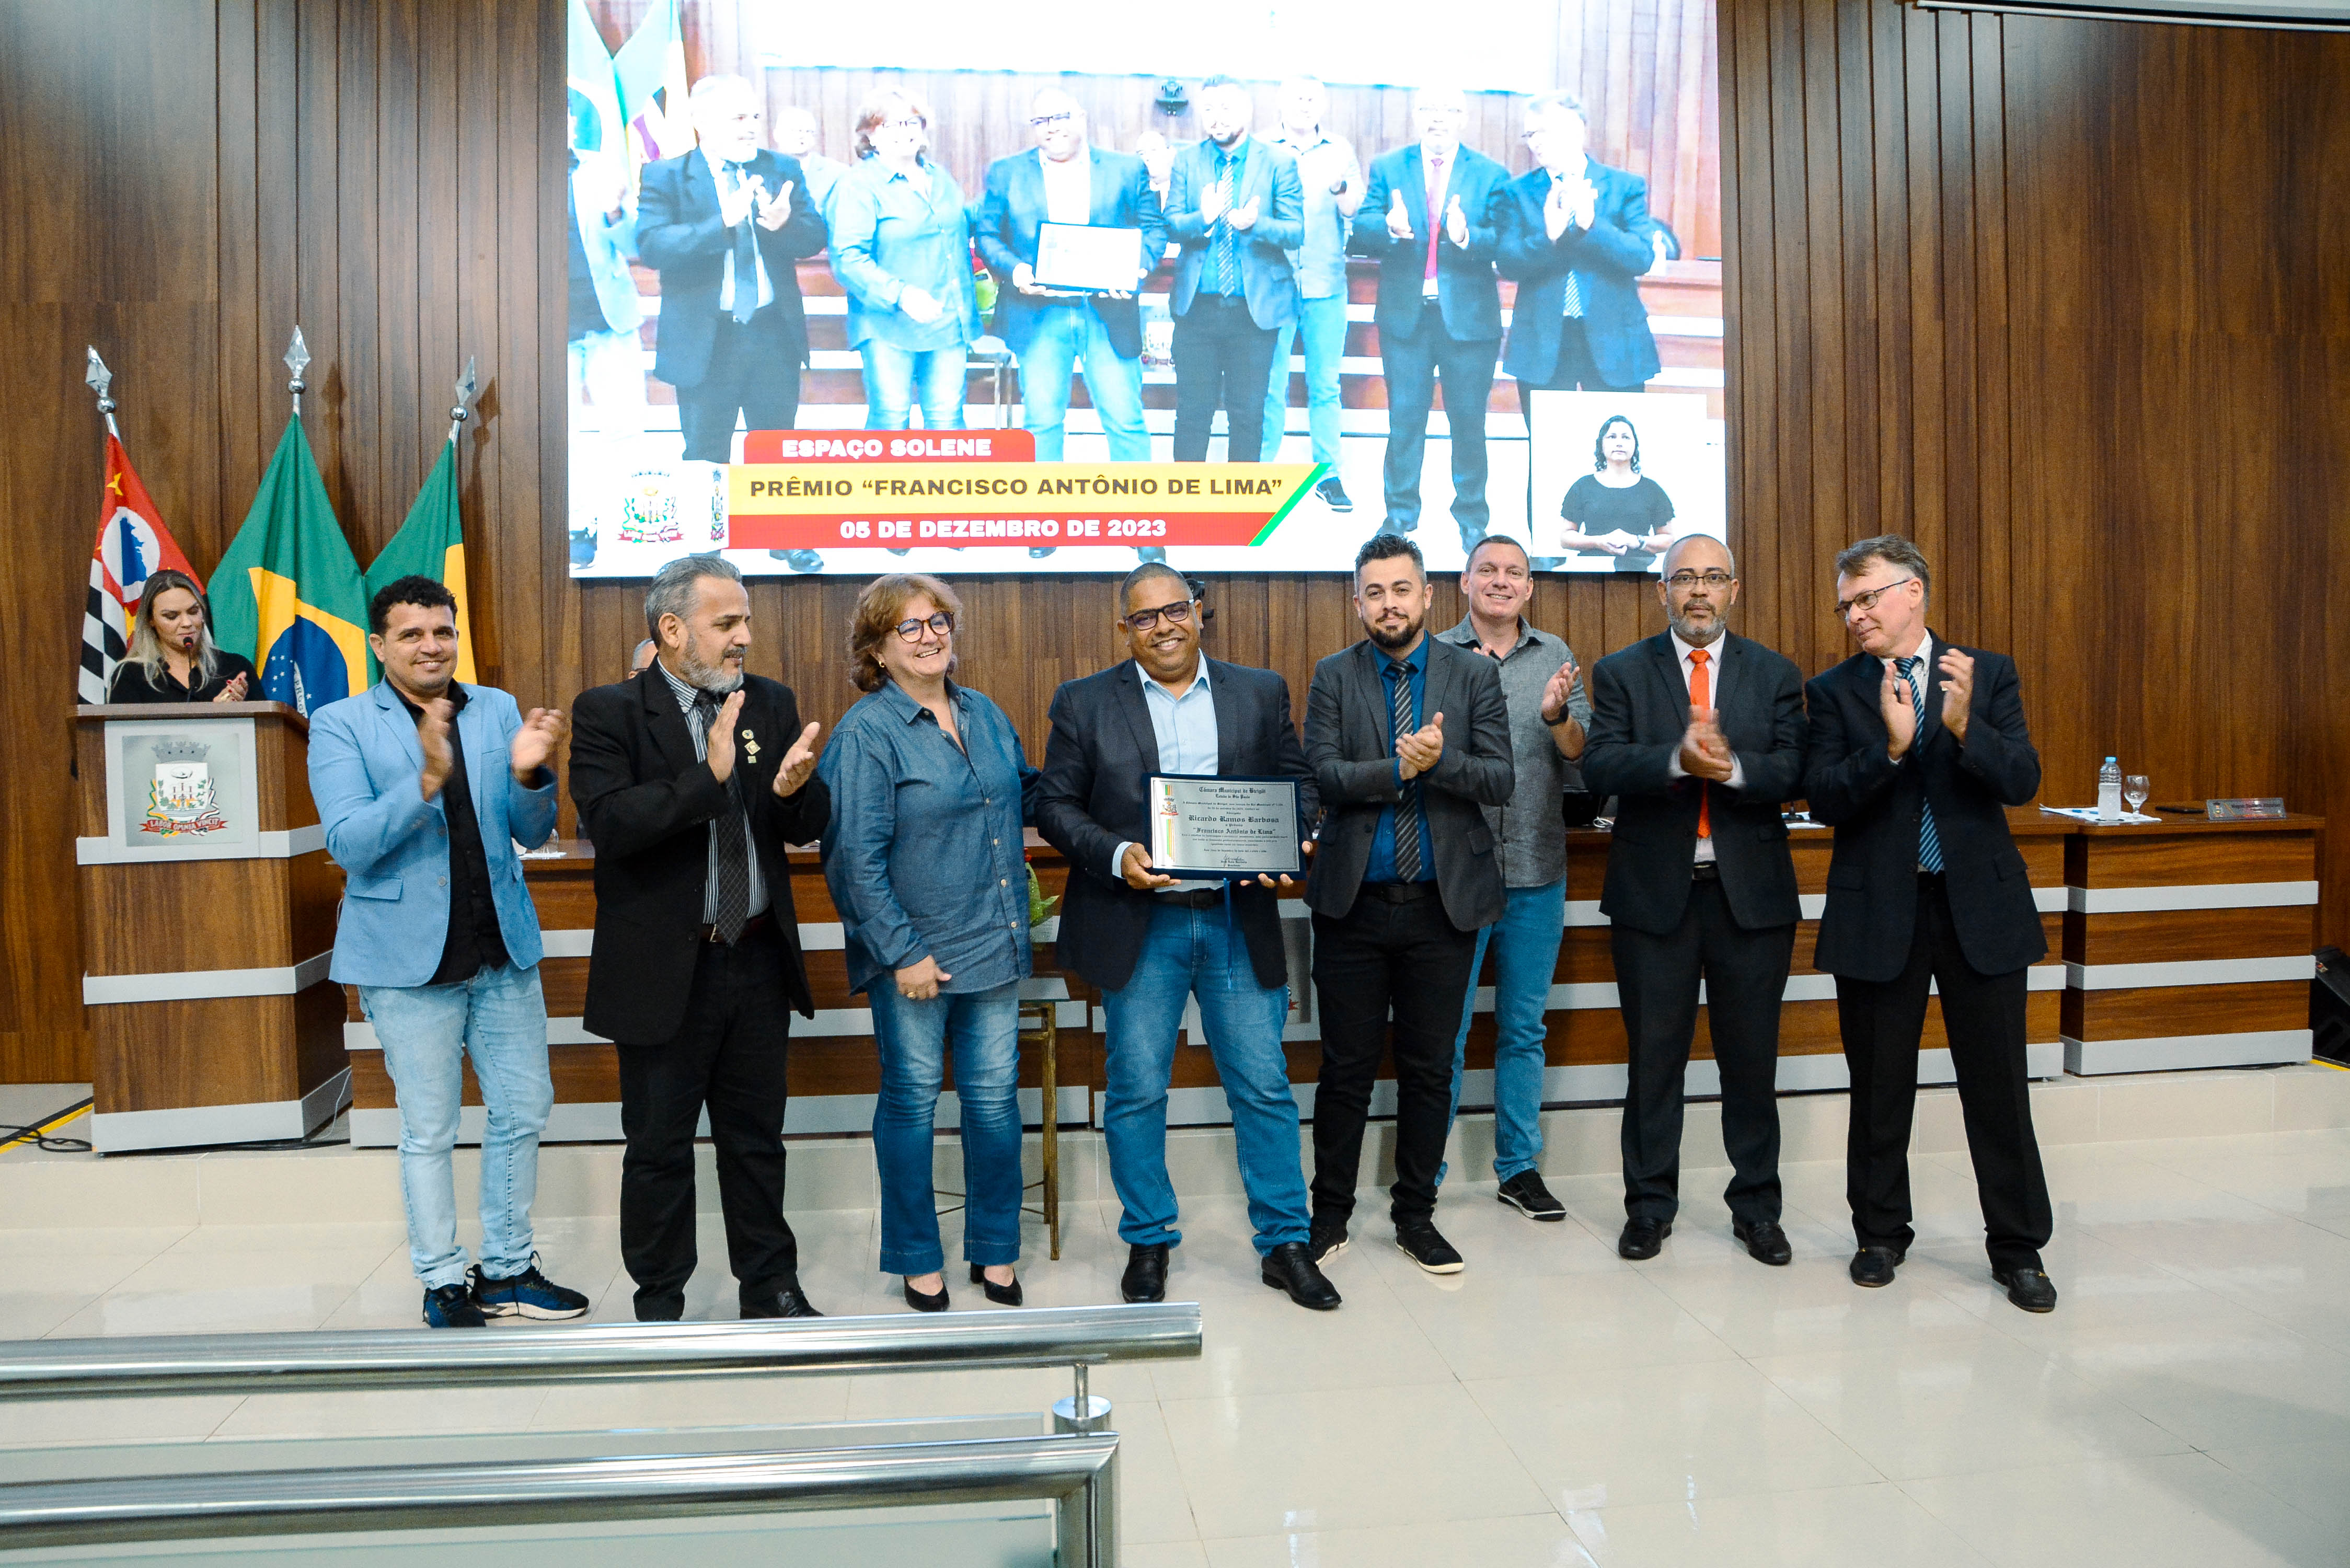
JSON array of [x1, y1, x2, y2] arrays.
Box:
[[2098, 757, 2122, 823]]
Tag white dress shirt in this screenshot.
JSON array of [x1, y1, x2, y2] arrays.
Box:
[[1661, 629, 1747, 865], [1112, 661, 1221, 893], [1039, 145, 1093, 227]]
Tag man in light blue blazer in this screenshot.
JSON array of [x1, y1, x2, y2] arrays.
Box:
[[309, 575, 589, 1330]]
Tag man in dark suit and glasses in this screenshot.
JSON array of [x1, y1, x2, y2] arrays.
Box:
[[1303, 533, 1513, 1274], [1581, 534, 1807, 1265], [1495, 91, 1662, 398], [569, 555, 830, 1321], [1349, 86, 1512, 551], [1804, 535, 2058, 1313], [636, 75, 828, 572], [1164, 76, 1304, 468], [1036, 564, 1338, 1312]]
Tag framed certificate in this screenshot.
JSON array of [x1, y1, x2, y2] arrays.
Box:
[[1147, 774, 1303, 879], [1034, 222, 1146, 293]]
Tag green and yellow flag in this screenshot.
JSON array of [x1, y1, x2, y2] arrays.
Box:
[[211, 418, 369, 716], [364, 440, 476, 684]]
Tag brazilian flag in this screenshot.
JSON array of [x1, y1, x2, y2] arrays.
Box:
[[364, 441, 476, 685], [211, 418, 369, 717]]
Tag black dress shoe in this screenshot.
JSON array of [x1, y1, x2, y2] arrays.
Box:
[[1308, 1217, 1349, 1265], [742, 1286, 825, 1318], [1618, 1217, 1672, 1260], [902, 1278, 950, 1313], [1121, 1243, 1169, 1304], [1496, 1171, 1568, 1221], [1994, 1266, 2059, 1313], [767, 548, 825, 573], [1734, 1218, 1793, 1266], [1260, 1241, 1341, 1310], [969, 1263, 1023, 1307], [1136, 547, 1166, 564], [1028, 546, 1057, 559], [1849, 1246, 1905, 1288]]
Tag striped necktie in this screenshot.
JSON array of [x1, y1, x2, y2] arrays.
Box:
[[1213, 148, 1241, 296], [1897, 656, 1944, 873], [1389, 659, 1423, 882]]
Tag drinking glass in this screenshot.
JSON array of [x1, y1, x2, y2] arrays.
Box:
[[2124, 775, 2149, 817]]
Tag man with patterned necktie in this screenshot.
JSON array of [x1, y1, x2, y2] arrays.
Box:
[[636, 75, 828, 572], [1301, 534, 1513, 1276], [1803, 535, 2059, 1315], [1164, 76, 1303, 466]]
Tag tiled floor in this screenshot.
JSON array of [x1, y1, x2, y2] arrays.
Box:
[[4, 1129, 2349, 1565]]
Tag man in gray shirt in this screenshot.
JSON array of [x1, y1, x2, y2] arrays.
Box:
[[1435, 535, 1588, 1221], [1262, 75, 1363, 514]]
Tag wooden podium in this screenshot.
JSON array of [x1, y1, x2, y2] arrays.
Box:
[[74, 702, 349, 1152]]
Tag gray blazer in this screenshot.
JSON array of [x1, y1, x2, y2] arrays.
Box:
[[1303, 636, 1514, 931]]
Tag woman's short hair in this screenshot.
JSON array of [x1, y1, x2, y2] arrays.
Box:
[[1593, 414, 1642, 474], [852, 88, 933, 161], [125, 569, 218, 688], [848, 572, 963, 693]]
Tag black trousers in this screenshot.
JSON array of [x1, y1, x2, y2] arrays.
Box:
[[1378, 318, 1497, 539], [1171, 294, 1277, 462], [1523, 316, 1645, 395], [1835, 873, 2053, 1272], [675, 312, 804, 463], [616, 922, 800, 1318], [1610, 877, 1792, 1225], [1309, 889, 1478, 1226]]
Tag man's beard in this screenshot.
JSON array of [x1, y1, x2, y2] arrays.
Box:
[[681, 643, 744, 694], [1669, 609, 1725, 647], [1367, 610, 1425, 652]]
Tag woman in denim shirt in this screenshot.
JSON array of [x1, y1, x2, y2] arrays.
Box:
[[828, 88, 980, 431], [819, 574, 1040, 1311]]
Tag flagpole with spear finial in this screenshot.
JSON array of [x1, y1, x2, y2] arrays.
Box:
[[285, 326, 310, 419], [446, 355, 478, 445], [85, 348, 119, 438]]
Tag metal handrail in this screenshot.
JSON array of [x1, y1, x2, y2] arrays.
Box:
[[0, 1302, 1202, 1402], [0, 1432, 1122, 1565]]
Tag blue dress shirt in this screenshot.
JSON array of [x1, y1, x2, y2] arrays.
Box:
[[1364, 636, 1436, 885], [817, 679, 1040, 995]]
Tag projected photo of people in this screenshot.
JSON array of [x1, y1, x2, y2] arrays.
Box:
[[1559, 414, 1674, 572]]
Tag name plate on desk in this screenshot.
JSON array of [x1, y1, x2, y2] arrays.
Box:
[[1147, 775, 1301, 879], [99, 716, 261, 859]]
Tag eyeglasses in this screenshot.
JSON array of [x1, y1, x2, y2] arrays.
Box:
[[1030, 111, 1075, 128], [880, 117, 924, 132], [893, 611, 953, 641], [1664, 571, 1734, 591], [1122, 600, 1194, 633], [1832, 577, 1917, 618]]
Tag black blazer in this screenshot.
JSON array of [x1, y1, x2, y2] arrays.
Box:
[[107, 650, 258, 704], [975, 146, 1167, 362], [1303, 637, 1513, 931], [1035, 659, 1318, 993], [1580, 631, 1807, 935], [1347, 143, 1511, 343], [636, 148, 829, 388], [568, 671, 831, 1042], [1496, 158, 1662, 389], [1802, 637, 2045, 981]]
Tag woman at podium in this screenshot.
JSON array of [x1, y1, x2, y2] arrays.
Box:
[[106, 570, 256, 703]]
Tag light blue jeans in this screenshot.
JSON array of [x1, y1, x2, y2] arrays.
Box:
[[360, 962, 552, 1289], [1261, 292, 1347, 465], [859, 340, 969, 431], [1443, 880, 1567, 1186], [1099, 903, 1310, 1256], [867, 979, 1024, 1276], [1019, 304, 1151, 461]]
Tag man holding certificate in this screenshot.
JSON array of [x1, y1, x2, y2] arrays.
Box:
[[1036, 564, 1338, 1313]]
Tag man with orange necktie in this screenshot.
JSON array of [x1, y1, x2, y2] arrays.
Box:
[[1581, 533, 1808, 1265]]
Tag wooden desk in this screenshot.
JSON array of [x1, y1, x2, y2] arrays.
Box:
[[2061, 813, 2321, 1074]]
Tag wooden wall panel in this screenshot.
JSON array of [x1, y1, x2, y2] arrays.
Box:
[[2, 0, 2345, 1082]]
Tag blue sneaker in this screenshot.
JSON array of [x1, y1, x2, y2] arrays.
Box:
[[423, 1282, 488, 1328], [469, 1259, 589, 1322]]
